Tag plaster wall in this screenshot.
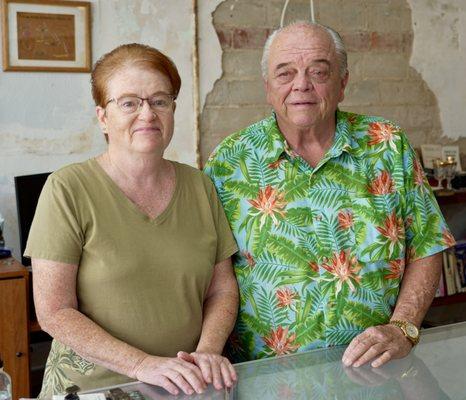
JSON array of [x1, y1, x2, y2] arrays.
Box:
[[0, 0, 197, 259], [408, 0, 466, 141]]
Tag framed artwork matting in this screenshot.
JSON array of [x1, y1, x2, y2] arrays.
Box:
[[1, 0, 91, 72]]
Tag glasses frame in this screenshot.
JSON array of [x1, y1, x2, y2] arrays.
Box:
[[105, 93, 177, 114]]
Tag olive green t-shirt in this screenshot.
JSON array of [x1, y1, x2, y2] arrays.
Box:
[[25, 158, 238, 398]]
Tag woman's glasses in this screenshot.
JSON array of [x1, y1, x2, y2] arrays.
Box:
[[106, 94, 176, 114]]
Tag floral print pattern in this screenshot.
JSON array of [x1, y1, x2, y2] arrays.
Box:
[[205, 110, 452, 362]]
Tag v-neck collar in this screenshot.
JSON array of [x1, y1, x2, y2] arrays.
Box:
[[90, 157, 180, 225]]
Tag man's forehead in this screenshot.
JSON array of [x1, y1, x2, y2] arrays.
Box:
[[269, 26, 335, 62]]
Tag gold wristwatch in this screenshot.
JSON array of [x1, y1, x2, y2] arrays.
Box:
[[389, 320, 420, 346]]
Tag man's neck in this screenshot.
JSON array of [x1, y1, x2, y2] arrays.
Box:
[[277, 116, 337, 168]]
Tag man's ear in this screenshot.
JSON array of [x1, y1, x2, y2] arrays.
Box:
[[264, 78, 272, 106], [338, 70, 349, 103]]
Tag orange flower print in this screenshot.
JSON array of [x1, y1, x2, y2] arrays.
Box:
[[268, 159, 283, 169], [243, 251, 256, 267], [338, 210, 354, 229], [368, 171, 395, 195], [276, 287, 297, 308], [309, 261, 319, 272], [442, 229, 456, 247], [321, 249, 362, 294], [248, 185, 287, 228], [413, 158, 425, 187], [376, 212, 405, 255], [385, 259, 405, 280], [263, 326, 299, 356], [367, 122, 400, 152]]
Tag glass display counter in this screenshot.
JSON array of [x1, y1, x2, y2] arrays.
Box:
[[88, 321, 466, 399]]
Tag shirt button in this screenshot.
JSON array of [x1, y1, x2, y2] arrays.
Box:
[[315, 215, 322, 221], [322, 257, 328, 263]]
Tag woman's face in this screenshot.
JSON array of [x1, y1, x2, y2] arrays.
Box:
[[96, 65, 175, 157]]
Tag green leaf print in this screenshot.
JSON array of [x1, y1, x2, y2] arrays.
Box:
[[343, 301, 389, 328]]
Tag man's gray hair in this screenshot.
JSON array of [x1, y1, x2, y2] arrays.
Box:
[[261, 21, 348, 79]]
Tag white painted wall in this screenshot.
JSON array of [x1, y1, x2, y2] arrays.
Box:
[[0, 0, 198, 259], [408, 0, 466, 140]]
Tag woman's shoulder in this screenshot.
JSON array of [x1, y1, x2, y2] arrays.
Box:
[[172, 161, 216, 194], [45, 159, 99, 190]]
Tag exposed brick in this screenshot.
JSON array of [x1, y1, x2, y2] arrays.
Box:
[[343, 80, 381, 106], [378, 81, 435, 106], [369, 32, 412, 53], [350, 53, 409, 80], [365, 2, 412, 33], [222, 49, 263, 79], [213, 0, 267, 28], [228, 79, 267, 105], [215, 27, 232, 49], [341, 32, 371, 52], [233, 28, 270, 49], [205, 80, 230, 106]]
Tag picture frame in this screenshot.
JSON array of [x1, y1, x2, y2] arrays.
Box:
[[2, 0, 91, 72]]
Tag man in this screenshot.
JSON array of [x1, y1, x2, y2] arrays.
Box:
[[204, 21, 454, 368]]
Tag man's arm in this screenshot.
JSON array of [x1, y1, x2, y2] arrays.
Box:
[[177, 257, 239, 389], [342, 252, 442, 368]]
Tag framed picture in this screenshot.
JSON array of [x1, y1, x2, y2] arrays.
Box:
[[2, 0, 91, 72]]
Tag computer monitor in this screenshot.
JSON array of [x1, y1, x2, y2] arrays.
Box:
[[14, 172, 51, 266]]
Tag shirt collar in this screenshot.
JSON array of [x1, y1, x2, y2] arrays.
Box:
[[264, 110, 362, 162]]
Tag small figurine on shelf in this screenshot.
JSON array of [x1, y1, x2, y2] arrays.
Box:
[[432, 158, 445, 191], [444, 156, 458, 192], [0, 357, 12, 400]]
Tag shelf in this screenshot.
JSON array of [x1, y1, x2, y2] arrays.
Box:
[[432, 292, 466, 307], [435, 189, 466, 205]]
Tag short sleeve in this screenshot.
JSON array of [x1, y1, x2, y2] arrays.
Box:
[[204, 175, 238, 264], [24, 174, 84, 265], [400, 134, 455, 264]]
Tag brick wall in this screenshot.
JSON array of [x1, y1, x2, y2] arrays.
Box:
[[200, 0, 464, 165]]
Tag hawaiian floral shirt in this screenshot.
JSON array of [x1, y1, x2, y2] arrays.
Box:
[[205, 110, 454, 362]]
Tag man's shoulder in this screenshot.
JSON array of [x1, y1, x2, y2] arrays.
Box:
[[207, 114, 275, 161], [338, 110, 409, 152]]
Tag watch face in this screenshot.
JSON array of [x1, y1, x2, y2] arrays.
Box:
[[406, 324, 419, 337]]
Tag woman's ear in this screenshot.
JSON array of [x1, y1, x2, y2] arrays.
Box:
[[96, 106, 107, 131]]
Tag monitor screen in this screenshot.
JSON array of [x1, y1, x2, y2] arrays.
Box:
[[14, 172, 51, 266]]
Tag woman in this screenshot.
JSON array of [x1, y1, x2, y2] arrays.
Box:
[[25, 44, 239, 398]]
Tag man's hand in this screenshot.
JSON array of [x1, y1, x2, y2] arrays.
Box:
[[134, 355, 207, 396], [177, 351, 237, 390], [342, 324, 413, 368]]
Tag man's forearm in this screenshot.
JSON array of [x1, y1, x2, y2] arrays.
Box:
[[391, 253, 443, 327]]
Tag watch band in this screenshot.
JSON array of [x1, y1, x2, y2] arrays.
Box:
[[389, 320, 420, 345]]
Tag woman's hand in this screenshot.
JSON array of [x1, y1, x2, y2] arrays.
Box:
[[177, 351, 237, 390], [134, 355, 207, 396]]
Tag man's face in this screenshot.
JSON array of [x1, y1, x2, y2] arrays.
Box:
[[265, 26, 348, 133]]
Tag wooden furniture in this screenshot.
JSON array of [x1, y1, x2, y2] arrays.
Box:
[[431, 190, 466, 308], [0, 257, 30, 400]]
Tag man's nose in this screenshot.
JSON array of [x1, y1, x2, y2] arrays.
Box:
[[293, 71, 312, 91]]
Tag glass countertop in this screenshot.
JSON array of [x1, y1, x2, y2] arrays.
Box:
[[91, 321, 466, 400]]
